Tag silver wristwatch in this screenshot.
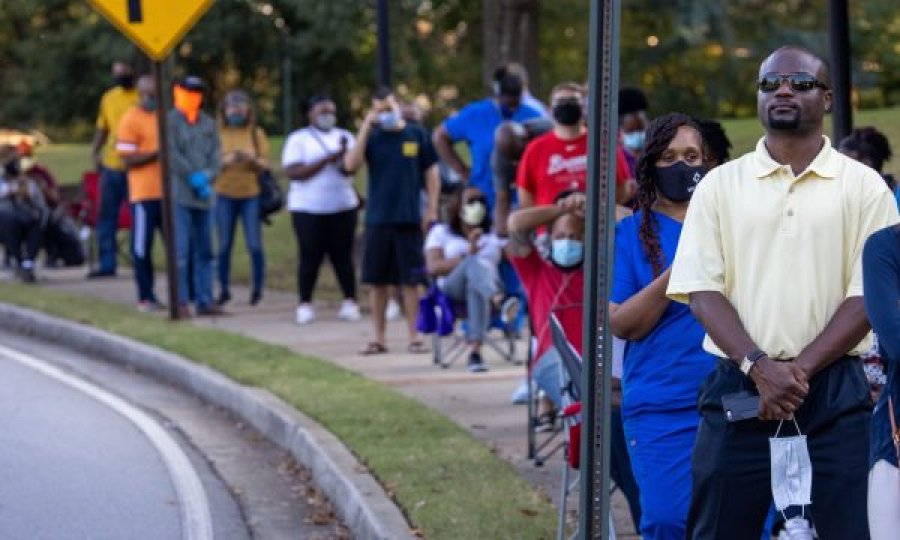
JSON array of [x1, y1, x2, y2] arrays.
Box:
[[739, 347, 767, 376]]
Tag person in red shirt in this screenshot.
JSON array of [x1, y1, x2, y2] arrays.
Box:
[[516, 82, 588, 209]]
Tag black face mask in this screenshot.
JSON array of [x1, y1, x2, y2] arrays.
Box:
[[552, 100, 583, 126], [4, 159, 20, 178], [115, 75, 135, 89], [655, 161, 706, 202]]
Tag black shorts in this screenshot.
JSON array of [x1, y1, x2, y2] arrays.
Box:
[[362, 224, 425, 285]]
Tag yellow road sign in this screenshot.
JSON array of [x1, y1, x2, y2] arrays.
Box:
[[88, 0, 214, 60]]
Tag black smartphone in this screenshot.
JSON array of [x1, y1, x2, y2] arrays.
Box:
[[722, 391, 760, 423]]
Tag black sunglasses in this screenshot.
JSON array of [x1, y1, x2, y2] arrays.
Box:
[[757, 72, 829, 93]]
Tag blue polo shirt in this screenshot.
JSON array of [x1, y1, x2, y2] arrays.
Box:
[[611, 211, 716, 419], [443, 98, 541, 210]]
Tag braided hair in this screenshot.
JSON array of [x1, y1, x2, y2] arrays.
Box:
[[635, 112, 701, 277]]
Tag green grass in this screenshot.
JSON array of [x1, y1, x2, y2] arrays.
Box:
[[0, 282, 556, 539]]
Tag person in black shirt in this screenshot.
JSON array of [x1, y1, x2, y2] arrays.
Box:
[[344, 87, 440, 355]]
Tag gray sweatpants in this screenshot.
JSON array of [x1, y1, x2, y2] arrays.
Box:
[[440, 256, 501, 343]]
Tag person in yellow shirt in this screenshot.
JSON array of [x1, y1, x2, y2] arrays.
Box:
[[667, 46, 899, 538], [214, 89, 269, 306], [89, 60, 138, 278], [116, 75, 164, 312]]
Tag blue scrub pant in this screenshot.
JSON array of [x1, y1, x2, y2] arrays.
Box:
[[174, 204, 214, 310], [623, 409, 699, 540]]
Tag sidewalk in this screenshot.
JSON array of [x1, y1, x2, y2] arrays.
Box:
[[39, 267, 638, 537]]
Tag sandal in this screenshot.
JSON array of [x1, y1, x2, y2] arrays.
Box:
[[407, 340, 430, 354], [360, 342, 388, 355]]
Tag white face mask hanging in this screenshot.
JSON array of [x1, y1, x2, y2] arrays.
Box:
[[770, 418, 813, 515]]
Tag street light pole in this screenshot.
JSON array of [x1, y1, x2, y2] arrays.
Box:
[[828, 0, 853, 143], [376, 0, 392, 88], [580, 0, 621, 538]]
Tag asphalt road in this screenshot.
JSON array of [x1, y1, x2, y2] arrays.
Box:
[[0, 332, 348, 540]]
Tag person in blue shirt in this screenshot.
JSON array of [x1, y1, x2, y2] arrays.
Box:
[[609, 113, 716, 539], [433, 64, 542, 216], [862, 224, 900, 539]]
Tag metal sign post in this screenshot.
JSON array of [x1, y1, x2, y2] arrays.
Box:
[[152, 61, 181, 321], [580, 0, 621, 538], [88, 0, 215, 321], [827, 0, 853, 143]]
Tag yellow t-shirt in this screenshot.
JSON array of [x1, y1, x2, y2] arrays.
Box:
[[96, 86, 139, 170], [116, 106, 162, 203], [215, 126, 269, 199], [667, 136, 900, 358]]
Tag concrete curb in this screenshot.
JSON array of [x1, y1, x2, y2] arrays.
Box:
[[0, 302, 413, 540]]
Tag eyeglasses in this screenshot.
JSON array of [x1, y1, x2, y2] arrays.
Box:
[[757, 72, 829, 93]]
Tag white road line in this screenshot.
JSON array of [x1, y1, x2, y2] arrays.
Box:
[[0, 344, 214, 540]]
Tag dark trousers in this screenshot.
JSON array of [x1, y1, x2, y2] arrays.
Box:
[[291, 209, 357, 303], [97, 167, 128, 272], [0, 206, 43, 266], [687, 357, 872, 540], [216, 195, 264, 295], [131, 200, 162, 303]]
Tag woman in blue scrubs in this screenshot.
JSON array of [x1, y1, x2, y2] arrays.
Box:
[[609, 113, 716, 539]]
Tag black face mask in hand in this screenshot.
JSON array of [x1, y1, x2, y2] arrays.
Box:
[[115, 75, 135, 89], [655, 162, 706, 202]]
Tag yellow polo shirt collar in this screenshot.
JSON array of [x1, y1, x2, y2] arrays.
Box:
[[753, 136, 839, 180]]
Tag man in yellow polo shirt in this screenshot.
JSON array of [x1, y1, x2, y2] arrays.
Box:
[[89, 59, 138, 278], [668, 46, 899, 538]]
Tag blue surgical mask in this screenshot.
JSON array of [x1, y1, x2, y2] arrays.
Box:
[[378, 111, 400, 130], [622, 130, 646, 152], [226, 113, 248, 127], [550, 238, 584, 271], [141, 97, 158, 112]]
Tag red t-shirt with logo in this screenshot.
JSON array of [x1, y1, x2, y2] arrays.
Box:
[[516, 131, 588, 205], [510, 250, 584, 362]]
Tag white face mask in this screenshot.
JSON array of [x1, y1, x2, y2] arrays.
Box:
[[460, 201, 486, 226], [315, 113, 336, 131], [770, 419, 813, 513]]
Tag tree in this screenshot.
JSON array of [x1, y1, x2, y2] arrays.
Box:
[[482, 0, 541, 94]]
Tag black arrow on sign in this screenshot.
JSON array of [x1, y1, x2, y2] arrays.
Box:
[[127, 0, 143, 23]]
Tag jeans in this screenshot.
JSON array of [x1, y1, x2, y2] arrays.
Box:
[[216, 195, 264, 295], [174, 204, 213, 310], [131, 200, 162, 303], [440, 257, 500, 343], [624, 409, 699, 539], [97, 167, 128, 273]]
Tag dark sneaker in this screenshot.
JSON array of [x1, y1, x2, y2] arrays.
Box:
[[196, 305, 227, 317], [217, 290, 232, 306], [467, 352, 488, 373], [250, 289, 262, 306], [87, 269, 116, 279], [20, 268, 36, 283]]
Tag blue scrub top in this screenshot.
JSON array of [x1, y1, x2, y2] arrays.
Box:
[[612, 211, 716, 419], [443, 98, 541, 210]]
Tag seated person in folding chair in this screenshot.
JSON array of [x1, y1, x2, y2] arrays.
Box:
[[0, 144, 49, 283], [424, 184, 510, 373], [507, 190, 642, 530]]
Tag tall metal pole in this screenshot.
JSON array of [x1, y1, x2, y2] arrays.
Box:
[[828, 0, 852, 143], [580, 0, 620, 538], [152, 60, 181, 321], [376, 0, 392, 87]]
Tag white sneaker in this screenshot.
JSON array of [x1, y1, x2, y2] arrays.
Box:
[[337, 300, 361, 322], [385, 298, 401, 321], [295, 303, 315, 325], [778, 517, 815, 540]]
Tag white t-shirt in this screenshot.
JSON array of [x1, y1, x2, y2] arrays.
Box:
[[281, 127, 359, 214], [425, 223, 506, 285]]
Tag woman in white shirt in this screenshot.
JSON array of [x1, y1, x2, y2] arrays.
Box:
[[425, 185, 507, 372], [282, 95, 360, 325]]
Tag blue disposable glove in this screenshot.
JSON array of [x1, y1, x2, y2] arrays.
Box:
[[188, 171, 212, 200]]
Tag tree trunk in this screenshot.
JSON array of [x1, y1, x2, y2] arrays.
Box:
[[482, 0, 541, 96]]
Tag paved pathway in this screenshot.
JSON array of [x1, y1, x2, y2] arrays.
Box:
[[37, 267, 638, 538]]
